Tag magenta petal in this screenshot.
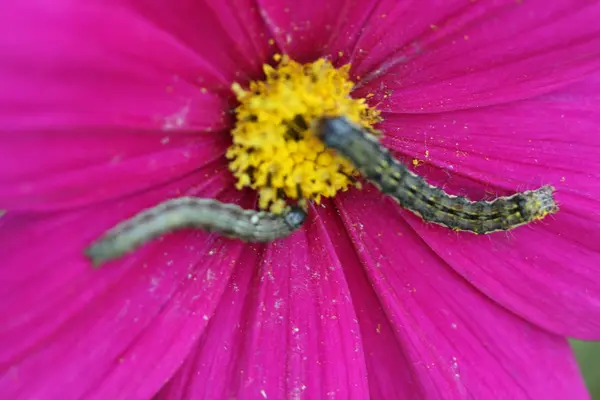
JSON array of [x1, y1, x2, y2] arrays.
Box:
[[377, 74, 600, 338], [0, 169, 246, 398], [0, 2, 230, 129], [157, 203, 370, 399], [0, 1, 244, 211], [0, 131, 229, 212], [256, 0, 379, 63], [315, 202, 435, 398], [336, 188, 589, 398], [128, 0, 275, 83], [350, 0, 600, 112]]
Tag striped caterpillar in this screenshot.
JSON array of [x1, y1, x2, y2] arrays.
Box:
[[315, 116, 558, 234], [85, 198, 307, 266]]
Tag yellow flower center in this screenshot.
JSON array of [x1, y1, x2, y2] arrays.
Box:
[[226, 54, 381, 213]]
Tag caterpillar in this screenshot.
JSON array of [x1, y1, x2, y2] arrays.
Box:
[[85, 198, 307, 266], [315, 116, 558, 234]]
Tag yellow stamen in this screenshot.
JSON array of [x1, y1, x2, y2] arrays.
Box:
[[227, 54, 381, 213]]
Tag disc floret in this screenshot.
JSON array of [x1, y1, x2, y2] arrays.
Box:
[[227, 55, 381, 213]]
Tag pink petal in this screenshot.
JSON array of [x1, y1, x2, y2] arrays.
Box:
[[255, 0, 379, 63], [314, 202, 446, 398], [336, 188, 589, 398], [349, 0, 600, 112], [0, 2, 231, 129], [157, 202, 370, 399], [377, 73, 600, 339], [125, 0, 276, 85], [0, 130, 229, 212], [0, 1, 267, 210], [0, 168, 246, 398]]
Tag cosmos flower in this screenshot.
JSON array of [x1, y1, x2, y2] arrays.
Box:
[[1, 0, 600, 398]]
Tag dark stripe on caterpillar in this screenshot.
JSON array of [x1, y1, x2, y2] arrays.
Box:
[[85, 198, 307, 266], [315, 116, 558, 234]]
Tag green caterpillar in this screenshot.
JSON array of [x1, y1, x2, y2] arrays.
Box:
[[316, 116, 558, 234], [85, 198, 306, 266]]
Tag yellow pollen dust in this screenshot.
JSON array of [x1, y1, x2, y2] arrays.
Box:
[[226, 54, 381, 213]]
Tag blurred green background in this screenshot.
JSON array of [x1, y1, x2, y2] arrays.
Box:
[[572, 340, 600, 398]]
